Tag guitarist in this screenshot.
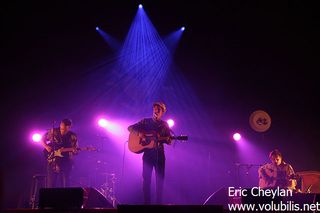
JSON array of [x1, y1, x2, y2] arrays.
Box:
[[41, 118, 78, 188], [128, 102, 172, 204], [258, 149, 297, 191]]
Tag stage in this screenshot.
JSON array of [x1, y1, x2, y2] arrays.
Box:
[[3, 208, 117, 213], [2, 205, 225, 213]]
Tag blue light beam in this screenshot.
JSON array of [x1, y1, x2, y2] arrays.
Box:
[[96, 27, 121, 51]]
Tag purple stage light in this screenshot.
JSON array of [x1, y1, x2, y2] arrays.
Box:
[[138, 4, 143, 9], [98, 118, 127, 137], [181, 26, 185, 31], [98, 118, 109, 128], [105, 122, 125, 136], [233, 133, 241, 141], [167, 119, 175, 128], [95, 26, 100, 31], [32, 133, 42, 142]]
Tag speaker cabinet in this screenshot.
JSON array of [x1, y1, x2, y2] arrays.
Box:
[[39, 187, 84, 209], [38, 187, 114, 209]]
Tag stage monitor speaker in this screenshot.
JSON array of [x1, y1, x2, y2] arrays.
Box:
[[83, 187, 114, 208], [39, 187, 84, 209], [117, 205, 224, 213]]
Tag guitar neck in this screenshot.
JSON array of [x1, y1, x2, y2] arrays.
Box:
[[157, 136, 188, 141], [59, 147, 79, 152], [59, 147, 95, 152], [157, 136, 171, 141]]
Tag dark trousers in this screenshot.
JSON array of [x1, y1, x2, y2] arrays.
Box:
[[142, 150, 165, 204], [46, 160, 72, 188]]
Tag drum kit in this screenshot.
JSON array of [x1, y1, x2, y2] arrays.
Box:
[[97, 172, 117, 208], [88, 159, 118, 208]]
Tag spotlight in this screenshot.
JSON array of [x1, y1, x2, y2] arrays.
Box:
[[233, 133, 241, 141], [32, 133, 42, 142], [181, 26, 185, 31], [95, 26, 100, 31], [167, 119, 175, 128], [138, 4, 143, 9], [98, 118, 109, 128]]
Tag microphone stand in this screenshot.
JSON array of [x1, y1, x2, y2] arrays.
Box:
[[235, 163, 262, 187]]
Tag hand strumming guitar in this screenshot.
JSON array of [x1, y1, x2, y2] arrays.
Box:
[[44, 144, 52, 153]]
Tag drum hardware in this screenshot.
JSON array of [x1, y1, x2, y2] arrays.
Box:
[[97, 172, 117, 208], [29, 174, 47, 209], [235, 163, 262, 187]]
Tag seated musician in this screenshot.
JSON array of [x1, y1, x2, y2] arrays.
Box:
[[258, 149, 297, 191]]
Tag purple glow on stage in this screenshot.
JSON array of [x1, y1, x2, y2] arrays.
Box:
[[29, 130, 45, 144], [105, 122, 126, 137], [167, 119, 174, 128], [233, 132, 241, 141], [32, 133, 42, 142], [97, 117, 128, 138], [98, 118, 109, 128]]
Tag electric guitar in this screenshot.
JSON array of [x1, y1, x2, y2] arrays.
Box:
[[128, 131, 188, 154], [43, 145, 97, 162]]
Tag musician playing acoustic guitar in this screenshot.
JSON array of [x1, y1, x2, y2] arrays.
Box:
[[41, 118, 78, 188], [128, 102, 172, 204], [258, 149, 297, 191]]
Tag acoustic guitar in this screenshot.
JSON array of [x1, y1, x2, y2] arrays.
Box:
[[128, 131, 188, 154]]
